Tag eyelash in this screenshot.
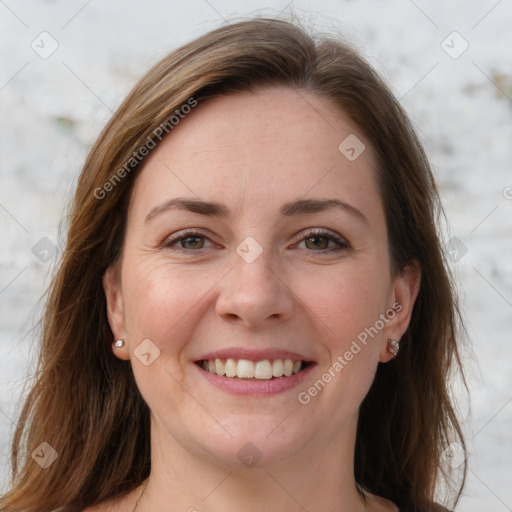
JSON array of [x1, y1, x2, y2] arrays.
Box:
[[162, 228, 350, 254]]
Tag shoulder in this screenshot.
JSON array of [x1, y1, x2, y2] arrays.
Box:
[[81, 488, 142, 512], [81, 482, 144, 511], [399, 504, 453, 512], [81, 499, 122, 512], [81, 505, 112, 512]]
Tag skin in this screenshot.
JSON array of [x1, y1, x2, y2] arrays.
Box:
[[95, 87, 420, 512]]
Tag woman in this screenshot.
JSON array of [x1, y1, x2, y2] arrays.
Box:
[[0, 17, 467, 512]]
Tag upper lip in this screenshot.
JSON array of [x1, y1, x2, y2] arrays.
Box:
[[195, 347, 315, 362]]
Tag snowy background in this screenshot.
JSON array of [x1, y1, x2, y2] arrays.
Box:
[[1, 0, 511, 510]]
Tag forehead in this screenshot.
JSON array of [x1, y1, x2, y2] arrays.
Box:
[[129, 87, 383, 224]]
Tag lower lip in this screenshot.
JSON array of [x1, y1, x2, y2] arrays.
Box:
[[194, 363, 316, 397]]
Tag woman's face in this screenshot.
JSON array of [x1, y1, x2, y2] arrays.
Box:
[[104, 87, 419, 469]]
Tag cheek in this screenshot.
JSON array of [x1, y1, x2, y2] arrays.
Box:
[[120, 259, 207, 406], [123, 267, 180, 341], [121, 256, 220, 348], [298, 266, 389, 415], [293, 262, 390, 407], [294, 262, 390, 344]]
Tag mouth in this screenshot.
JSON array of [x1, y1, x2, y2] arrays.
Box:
[[194, 358, 315, 380]]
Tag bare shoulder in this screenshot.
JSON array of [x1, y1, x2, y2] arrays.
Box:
[[81, 496, 124, 512], [365, 492, 399, 512], [81, 505, 105, 512], [397, 503, 453, 512], [81, 482, 144, 512], [81, 502, 117, 512], [365, 491, 454, 512]]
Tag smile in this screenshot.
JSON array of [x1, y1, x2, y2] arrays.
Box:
[[196, 358, 312, 380], [194, 358, 316, 396]]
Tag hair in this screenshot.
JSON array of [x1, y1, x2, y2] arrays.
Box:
[[0, 16, 467, 512]]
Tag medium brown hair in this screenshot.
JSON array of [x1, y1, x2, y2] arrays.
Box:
[[0, 17, 467, 512]]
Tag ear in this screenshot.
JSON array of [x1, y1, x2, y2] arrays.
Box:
[[379, 262, 421, 363], [103, 266, 130, 361]]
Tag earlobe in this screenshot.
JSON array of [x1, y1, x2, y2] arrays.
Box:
[[379, 263, 421, 363], [103, 267, 130, 361]]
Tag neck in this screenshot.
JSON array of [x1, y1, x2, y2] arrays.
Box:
[[134, 413, 365, 512]]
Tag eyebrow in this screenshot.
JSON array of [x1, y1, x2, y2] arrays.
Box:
[[145, 197, 368, 224]]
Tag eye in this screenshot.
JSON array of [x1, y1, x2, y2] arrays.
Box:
[[162, 228, 349, 253], [162, 230, 214, 251], [296, 229, 350, 252]]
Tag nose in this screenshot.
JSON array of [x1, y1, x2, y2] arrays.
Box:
[[215, 246, 295, 329]]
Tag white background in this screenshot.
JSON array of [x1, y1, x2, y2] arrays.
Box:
[[1, 1, 511, 510]]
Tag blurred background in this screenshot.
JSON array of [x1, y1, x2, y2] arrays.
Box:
[[0, 0, 511, 510]]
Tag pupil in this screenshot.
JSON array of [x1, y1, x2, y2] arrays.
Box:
[[183, 237, 202, 248], [308, 236, 327, 249]]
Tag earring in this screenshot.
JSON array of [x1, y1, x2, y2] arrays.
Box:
[[387, 339, 400, 356], [113, 339, 125, 348]]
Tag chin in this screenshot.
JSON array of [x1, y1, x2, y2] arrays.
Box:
[[193, 423, 310, 470]]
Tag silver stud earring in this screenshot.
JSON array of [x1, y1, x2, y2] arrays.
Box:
[[113, 339, 125, 348], [387, 339, 400, 356]]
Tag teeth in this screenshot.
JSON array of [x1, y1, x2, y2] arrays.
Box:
[[272, 359, 284, 377], [200, 358, 305, 380], [225, 358, 237, 378], [237, 359, 255, 378], [254, 360, 272, 379], [215, 358, 225, 376], [283, 359, 294, 377]]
